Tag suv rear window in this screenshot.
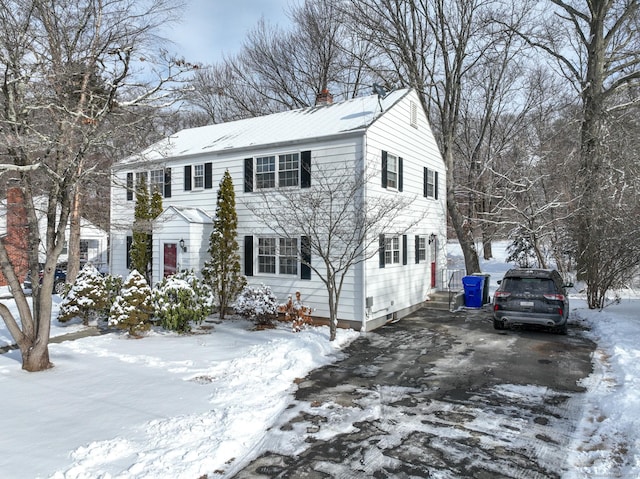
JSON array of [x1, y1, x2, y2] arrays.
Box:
[[502, 277, 556, 294]]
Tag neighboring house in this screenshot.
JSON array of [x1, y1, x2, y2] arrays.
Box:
[[110, 88, 447, 331], [0, 190, 109, 286]]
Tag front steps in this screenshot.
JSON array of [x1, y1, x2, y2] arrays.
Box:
[[424, 290, 458, 311]]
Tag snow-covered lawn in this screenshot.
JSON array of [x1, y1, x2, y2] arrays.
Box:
[[1, 243, 639, 478]]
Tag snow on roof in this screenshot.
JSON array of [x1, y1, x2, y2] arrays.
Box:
[[157, 206, 213, 224], [121, 88, 411, 165]]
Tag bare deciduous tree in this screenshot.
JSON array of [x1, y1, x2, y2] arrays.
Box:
[[184, 0, 377, 123], [516, 0, 640, 308], [343, 0, 537, 275], [0, 0, 195, 371], [247, 160, 423, 341]]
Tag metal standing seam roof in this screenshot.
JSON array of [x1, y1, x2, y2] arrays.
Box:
[[119, 88, 412, 165]]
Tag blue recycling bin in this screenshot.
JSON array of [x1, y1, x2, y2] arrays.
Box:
[[462, 275, 485, 308]]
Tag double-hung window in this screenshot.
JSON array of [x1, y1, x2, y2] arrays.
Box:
[[279, 153, 299, 187], [256, 237, 298, 275], [385, 236, 400, 265], [193, 164, 205, 189], [256, 156, 276, 189], [424, 167, 438, 199], [386, 154, 398, 189], [279, 238, 298, 275], [150, 169, 164, 195], [258, 238, 277, 274], [417, 236, 426, 262]]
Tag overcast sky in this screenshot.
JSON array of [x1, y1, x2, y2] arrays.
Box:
[[166, 0, 292, 65]]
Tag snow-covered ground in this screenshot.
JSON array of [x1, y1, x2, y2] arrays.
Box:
[[0, 242, 638, 478]]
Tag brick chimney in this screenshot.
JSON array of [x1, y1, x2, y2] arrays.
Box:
[[0, 187, 29, 286], [315, 89, 333, 106]]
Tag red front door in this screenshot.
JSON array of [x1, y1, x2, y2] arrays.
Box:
[[164, 243, 177, 277], [430, 236, 437, 288]]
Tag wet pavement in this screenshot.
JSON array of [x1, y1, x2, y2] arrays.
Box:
[[231, 307, 596, 478]]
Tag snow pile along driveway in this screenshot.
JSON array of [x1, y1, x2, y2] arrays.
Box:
[[0, 316, 359, 479]]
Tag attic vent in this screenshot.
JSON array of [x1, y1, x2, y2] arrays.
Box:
[[315, 89, 333, 106], [410, 101, 418, 128]]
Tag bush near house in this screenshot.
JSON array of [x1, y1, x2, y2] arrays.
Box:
[[152, 271, 215, 333], [234, 284, 279, 327], [279, 291, 313, 332], [108, 270, 154, 337], [58, 264, 108, 326]]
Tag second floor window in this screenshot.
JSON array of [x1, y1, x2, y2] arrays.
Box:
[[279, 153, 299, 187], [386, 154, 398, 189], [256, 156, 276, 189], [150, 169, 164, 194], [193, 164, 205, 189]]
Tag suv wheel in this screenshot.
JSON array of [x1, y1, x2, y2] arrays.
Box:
[[53, 280, 66, 295], [493, 319, 506, 330]]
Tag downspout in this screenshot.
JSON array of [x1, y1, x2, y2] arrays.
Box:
[[361, 132, 368, 333]]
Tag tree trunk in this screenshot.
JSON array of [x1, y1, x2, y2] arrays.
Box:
[[445, 147, 481, 274], [20, 341, 53, 372], [67, 189, 82, 284]]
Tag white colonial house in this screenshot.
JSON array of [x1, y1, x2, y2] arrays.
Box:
[[110, 88, 447, 331]]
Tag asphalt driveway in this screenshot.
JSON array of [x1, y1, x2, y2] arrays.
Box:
[[232, 306, 596, 478]]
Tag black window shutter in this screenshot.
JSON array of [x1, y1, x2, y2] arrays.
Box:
[[184, 165, 192, 191], [423, 168, 428, 197], [381, 151, 388, 188], [415, 235, 420, 264], [301, 235, 311, 280], [126, 235, 132, 269], [402, 235, 408, 265], [379, 234, 386, 268], [398, 157, 403, 192], [244, 236, 253, 276], [434, 171, 439, 199], [204, 162, 213, 189], [126, 173, 134, 201], [244, 158, 253, 193], [301, 150, 311, 188], [164, 168, 172, 198]]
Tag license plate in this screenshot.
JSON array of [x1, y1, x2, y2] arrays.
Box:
[[520, 301, 534, 307]]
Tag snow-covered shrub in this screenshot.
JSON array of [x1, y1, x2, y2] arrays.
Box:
[[104, 274, 124, 312], [58, 264, 108, 325], [278, 291, 313, 332], [152, 270, 215, 333], [234, 283, 278, 326], [108, 270, 154, 337]]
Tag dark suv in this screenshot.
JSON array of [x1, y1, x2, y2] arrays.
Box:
[[493, 268, 572, 334], [23, 265, 67, 295]]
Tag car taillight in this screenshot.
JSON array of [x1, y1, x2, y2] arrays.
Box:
[[494, 291, 511, 299], [543, 294, 565, 301]]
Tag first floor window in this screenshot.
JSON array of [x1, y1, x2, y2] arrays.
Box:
[[417, 236, 426, 262], [385, 236, 400, 265], [279, 238, 298, 275], [256, 237, 299, 275], [258, 238, 276, 274]]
